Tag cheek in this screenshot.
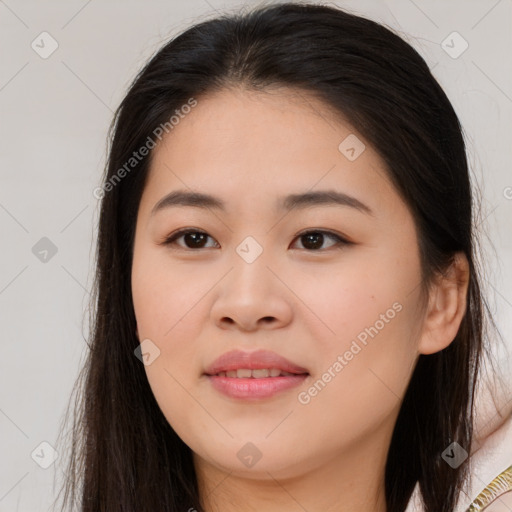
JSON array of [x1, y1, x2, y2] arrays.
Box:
[[299, 248, 416, 345], [297, 303, 418, 446], [132, 270, 207, 383], [296, 249, 420, 409], [131, 250, 212, 424], [132, 272, 204, 438], [132, 246, 207, 339]]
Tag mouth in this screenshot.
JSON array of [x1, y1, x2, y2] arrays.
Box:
[[207, 368, 307, 378], [205, 372, 309, 400], [204, 348, 309, 376], [203, 349, 310, 400]]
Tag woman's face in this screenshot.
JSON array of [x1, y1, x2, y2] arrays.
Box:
[[131, 87, 430, 482]]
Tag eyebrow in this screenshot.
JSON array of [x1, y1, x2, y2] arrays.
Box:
[[150, 189, 373, 217]]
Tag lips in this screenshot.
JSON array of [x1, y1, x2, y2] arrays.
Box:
[[204, 349, 309, 377]]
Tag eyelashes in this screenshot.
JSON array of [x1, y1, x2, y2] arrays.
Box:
[[160, 228, 352, 252]]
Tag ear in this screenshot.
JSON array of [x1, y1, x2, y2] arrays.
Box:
[[418, 252, 470, 355]]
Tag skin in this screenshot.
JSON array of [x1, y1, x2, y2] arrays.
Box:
[[131, 86, 470, 512]]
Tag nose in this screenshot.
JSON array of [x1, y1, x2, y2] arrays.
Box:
[[210, 255, 294, 332]]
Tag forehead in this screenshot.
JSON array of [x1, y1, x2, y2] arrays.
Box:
[[140, 87, 401, 219], [152, 86, 360, 166]]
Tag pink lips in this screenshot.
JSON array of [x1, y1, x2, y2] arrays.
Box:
[[204, 349, 309, 400], [204, 349, 309, 376]]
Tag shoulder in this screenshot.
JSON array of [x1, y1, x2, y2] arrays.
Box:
[[465, 465, 512, 511], [462, 407, 512, 512]]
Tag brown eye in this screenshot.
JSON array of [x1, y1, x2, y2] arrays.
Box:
[[161, 228, 350, 251], [292, 230, 350, 251], [163, 229, 218, 249]]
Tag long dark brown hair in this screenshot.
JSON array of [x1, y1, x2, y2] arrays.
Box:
[[54, 3, 503, 511]]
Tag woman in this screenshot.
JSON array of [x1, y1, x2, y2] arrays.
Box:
[[55, 3, 511, 511]]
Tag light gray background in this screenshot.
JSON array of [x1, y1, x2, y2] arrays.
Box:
[[0, 0, 511, 510]]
